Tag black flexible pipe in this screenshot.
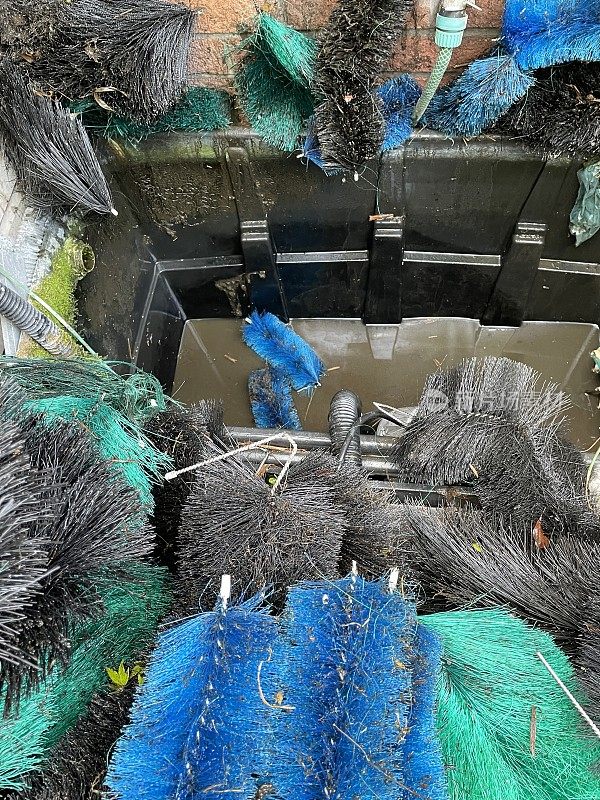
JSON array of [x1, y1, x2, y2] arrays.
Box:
[[328, 389, 362, 467], [0, 281, 75, 356]]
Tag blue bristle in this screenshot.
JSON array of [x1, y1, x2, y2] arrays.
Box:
[[502, 1, 600, 69], [243, 310, 325, 394], [106, 594, 276, 800], [379, 75, 421, 151], [248, 367, 302, 430], [511, 22, 600, 70], [260, 577, 417, 800], [402, 625, 448, 800], [423, 53, 535, 137], [502, 0, 561, 42]]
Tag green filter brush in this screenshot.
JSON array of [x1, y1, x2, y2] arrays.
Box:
[[0, 563, 169, 793], [0, 356, 167, 424], [25, 395, 171, 511], [402, 504, 600, 720], [7, 678, 138, 800], [72, 88, 232, 143], [235, 13, 318, 151], [423, 608, 600, 800]]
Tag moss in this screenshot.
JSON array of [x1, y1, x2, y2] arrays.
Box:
[[18, 238, 95, 359]]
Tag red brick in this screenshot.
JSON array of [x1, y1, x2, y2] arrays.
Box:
[[450, 35, 496, 68], [468, 0, 504, 29], [285, 0, 337, 30], [189, 36, 240, 75], [392, 32, 438, 73], [392, 31, 495, 73], [188, 73, 233, 90], [187, 0, 257, 34]]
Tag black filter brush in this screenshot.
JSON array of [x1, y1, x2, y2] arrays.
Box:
[[1, 1, 61, 59], [335, 465, 407, 579], [499, 61, 600, 157], [314, 0, 414, 173], [0, 61, 115, 215], [145, 400, 232, 569], [393, 356, 600, 538], [0, 419, 49, 671], [0, 393, 154, 711], [28, 0, 195, 123], [175, 450, 348, 613], [401, 504, 600, 717], [5, 681, 137, 800]]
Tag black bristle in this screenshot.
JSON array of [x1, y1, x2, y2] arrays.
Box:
[[393, 356, 600, 538], [6, 682, 137, 800], [1, 2, 61, 60], [0, 60, 114, 215], [401, 504, 600, 717], [0, 406, 153, 712], [0, 419, 49, 670], [145, 401, 231, 569], [24, 0, 195, 123], [314, 0, 413, 172], [175, 450, 347, 612], [335, 466, 406, 578], [499, 61, 600, 157]]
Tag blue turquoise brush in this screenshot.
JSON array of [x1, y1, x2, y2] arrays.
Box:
[[260, 576, 418, 800], [248, 366, 301, 430], [243, 310, 325, 394], [106, 585, 276, 800], [424, 0, 600, 137]]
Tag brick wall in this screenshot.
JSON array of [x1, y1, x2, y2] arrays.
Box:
[[182, 0, 505, 90]]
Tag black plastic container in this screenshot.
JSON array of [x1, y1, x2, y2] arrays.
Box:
[[80, 130, 600, 395]]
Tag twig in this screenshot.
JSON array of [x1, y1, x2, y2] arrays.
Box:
[[256, 661, 295, 711], [536, 652, 600, 739]]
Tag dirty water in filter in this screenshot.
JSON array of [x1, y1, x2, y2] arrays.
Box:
[[173, 317, 600, 450]]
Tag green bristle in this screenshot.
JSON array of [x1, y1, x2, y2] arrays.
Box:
[[423, 609, 600, 800], [71, 88, 231, 143], [24, 397, 172, 511], [253, 13, 317, 85], [235, 13, 317, 151], [0, 563, 169, 792], [0, 356, 167, 425]]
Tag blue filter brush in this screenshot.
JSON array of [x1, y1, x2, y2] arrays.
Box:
[[402, 624, 448, 800], [259, 576, 418, 800], [380, 75, 421, 151], [422, 53, 535, 137], [425, 1, 600, 138], [106, 587, 276, 800], [248, 366, 302, 430], [243, 310, 325, 394]]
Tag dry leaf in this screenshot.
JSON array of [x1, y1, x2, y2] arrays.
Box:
[[84, 39, 101, 62], [530, 706, 537, 757], [469, 463, 479, 478], [533, 518, 550, 550]]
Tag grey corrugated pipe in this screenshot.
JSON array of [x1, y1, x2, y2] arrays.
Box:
[[0, 281, 77, 356], [328, 390, 363, 468]]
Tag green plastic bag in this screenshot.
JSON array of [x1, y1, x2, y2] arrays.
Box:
[[570, 159, 600, 246]]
